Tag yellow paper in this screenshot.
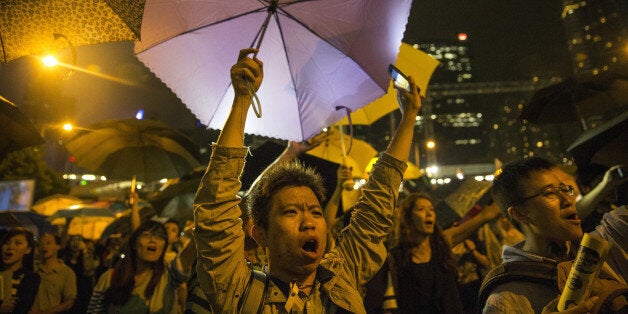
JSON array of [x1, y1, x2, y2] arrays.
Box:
[[340, 42, 440, 125], [558, 233, 611, 310]]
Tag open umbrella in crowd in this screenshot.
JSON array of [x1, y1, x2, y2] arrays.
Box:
[[135, 0, 413, 141], [64, 118, 201, 183], [0, 0, 145, 63]]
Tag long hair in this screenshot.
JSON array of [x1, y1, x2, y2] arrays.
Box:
[[0, 227, 36, 272], [392, 193, 458, 278], [104, 220, 168, 306]]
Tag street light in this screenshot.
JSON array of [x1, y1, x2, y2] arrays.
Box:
[[426, 139, 436, 150], [40, 33, 77, 79]]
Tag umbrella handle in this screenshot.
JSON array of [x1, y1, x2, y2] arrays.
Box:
[[338, 125, 355, 191], [247, 81, 262, 118]]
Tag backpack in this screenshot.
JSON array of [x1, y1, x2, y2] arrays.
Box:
[[238, 269, 269, 313], [477, 261, 558, 313], [478, 260, 628, 313]]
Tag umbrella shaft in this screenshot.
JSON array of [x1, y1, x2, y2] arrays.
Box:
[[252, 3, 276, 57]]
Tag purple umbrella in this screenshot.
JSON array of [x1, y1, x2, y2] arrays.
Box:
[[135, 0, 412, 141]]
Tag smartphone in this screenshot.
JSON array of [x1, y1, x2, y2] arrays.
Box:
[[388, 64, 411, 92]]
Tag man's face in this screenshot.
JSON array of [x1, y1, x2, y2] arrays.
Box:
[[515, 169, 582, 243], [259, 186, 327, 279], [39, 234, 60, 260]]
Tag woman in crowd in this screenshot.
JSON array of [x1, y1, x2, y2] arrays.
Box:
[[388, 193, 463, 313], [87, 220, 190, 313], [0, 228, 40, 314]]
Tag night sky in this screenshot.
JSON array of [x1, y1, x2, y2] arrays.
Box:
[[405, 0, 572, 80]]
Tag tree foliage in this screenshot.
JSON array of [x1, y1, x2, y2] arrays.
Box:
[[0, 147, 69, 201]]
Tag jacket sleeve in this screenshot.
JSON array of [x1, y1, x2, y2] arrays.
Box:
[[326, 152, 406, 289], [15, 272, 40, 314], [193, 145, 252, 312]]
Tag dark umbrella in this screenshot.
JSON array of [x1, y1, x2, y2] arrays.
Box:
[[0, 211, 54, 237], [0, 96, 44, 159], [521, 70, 628, 128], [147, 167, 205, 217], [99, 205, 156, 242], [147, 141, 341, 220], [0, 0, 145, 63], [567, 110, 628, 169], [64, 119, 201, 182], [429, 178, 492, 229], [241, 141, 340, 202]]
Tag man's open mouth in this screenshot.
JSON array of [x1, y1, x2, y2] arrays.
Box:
[[302, 240, 318, 254]]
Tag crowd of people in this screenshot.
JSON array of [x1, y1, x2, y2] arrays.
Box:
[[1, 49, 626, 313]]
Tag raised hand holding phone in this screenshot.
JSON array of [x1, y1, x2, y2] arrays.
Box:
[[389, 64, 411, 92]]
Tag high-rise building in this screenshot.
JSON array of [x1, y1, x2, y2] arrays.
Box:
[[561, 0, 627, 75], [409, 36, 492, 178], [399, 35, 579, 180]]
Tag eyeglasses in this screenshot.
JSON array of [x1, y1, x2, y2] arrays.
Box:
[[510, 184, 575, 207], [139, 231, 167, 242]]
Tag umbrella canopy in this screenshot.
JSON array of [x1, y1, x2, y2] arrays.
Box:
[[147, 167, 204, 215], [567, 110, 628, 169], [521, 70, 628, 126], [365, 157, 423, 180], [99, 205, 156, 242], [241, 141, 341, 202], [0, 0, 145, 63], [135, 0, 412, 141], [31, 194, 84, 216], [339, 42, 440, 125], [0, 96, 44, 159], [64, 119, 201, 182], [48, 206, 115, 221], [47, 205, 116, 240], [306, 129, 378, 175], [428, 178, 492, 228], [0, 211, 54, 237]]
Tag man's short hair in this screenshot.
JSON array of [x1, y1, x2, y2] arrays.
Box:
[[491, 157, 557, 230], [247, 161, 326, 230]]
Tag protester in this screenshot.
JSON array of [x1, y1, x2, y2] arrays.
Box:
[[0, 228, 40, 314], [386, 193, 463, 313], [31, 232, 76, 314], [162, 219, 182, 262], [63, 235, 98, 313], [482, 156, 627, 313], [193, 47, 420, 312], [365, 190, 500, 313], [87, 220, 193, 313], [575, 164, 627, 232]]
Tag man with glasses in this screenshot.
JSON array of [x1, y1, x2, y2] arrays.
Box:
[[480, 157, 627, 313]]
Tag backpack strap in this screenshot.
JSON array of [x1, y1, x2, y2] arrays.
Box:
[[477, 261, 557, 313], [239, 269, 269, 314]]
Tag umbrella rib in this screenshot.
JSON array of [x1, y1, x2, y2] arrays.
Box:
[[276, 5, 386, 96], [274, 10, 310, 140], [153, 9, 269, 52]]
